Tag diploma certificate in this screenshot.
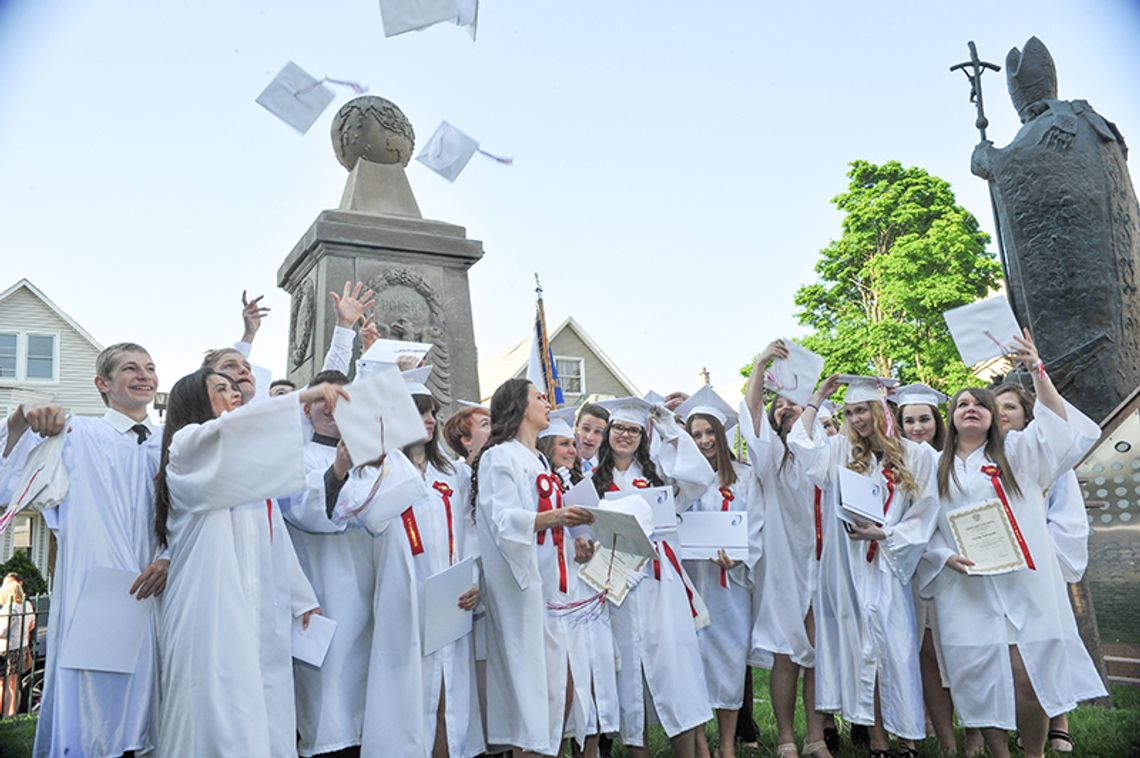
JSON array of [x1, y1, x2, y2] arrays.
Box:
[[578, 545, 649, 607], [946, 499, 1028, 575]]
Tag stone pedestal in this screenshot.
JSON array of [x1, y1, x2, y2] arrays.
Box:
[[277, 96, 483, 413]]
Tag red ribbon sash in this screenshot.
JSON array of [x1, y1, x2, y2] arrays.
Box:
[[432, 481, 456, 565], [658, 539, 699, 618], [814, 487, 823, 561], [402, 507, 424, 555], [718, 486, 734, 588], [536, 473, 568, 593], [632, 478, 650, 489], [266, 499, 274, 542], [980, 464, 1036, 570], [866, 468, 896, 562]]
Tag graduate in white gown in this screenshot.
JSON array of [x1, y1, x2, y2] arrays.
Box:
[[791, 375, 940, 754], [473, 378, 595, 757], [276, 369, 377, 757], [155, 369, 345, 756], [916, 350, 1104, 758], [676, 387, 762, 758], [0, 343, 168, 758], [890, 383, 984, 757], [739, 341, 833, 758], [574, 403, 610, 476], [536, 408, 620, 758], [590, 396, 716, 758]]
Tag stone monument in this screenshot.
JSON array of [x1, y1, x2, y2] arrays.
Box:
[[964, 37, 1140, 423], [277, 96, 483, 412]]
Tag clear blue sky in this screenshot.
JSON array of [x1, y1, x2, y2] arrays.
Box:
[[2, 0, 1138, 399]]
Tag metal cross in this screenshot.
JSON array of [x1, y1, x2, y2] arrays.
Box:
[[950, 41, 1001, 140]]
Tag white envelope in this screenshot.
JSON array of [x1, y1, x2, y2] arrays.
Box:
[[255, 61, 335, 135], [764, 340, 825, 406], [586, 496, 657, 560], [59, 567, 152, 674], [333, 365, 427, 466], [604, 486, 676, 532], [292, 614, 337, 668], [836, 466, 887, 524], [358, 339, 434, 367], [676, 511, 749, 561], [423, 557, 476, 655], [943, 296, 1022, 367]]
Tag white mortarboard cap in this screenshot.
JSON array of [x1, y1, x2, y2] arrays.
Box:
[[539, 407, 576, 439], [943, 295, 1022, 367], [675, 386, 739, 432], [817, 400, 835, 420], [891, 383, 948, 408], [643, 390, 667, 405], [256, 61, 335, 134], [416, 121, 480, 182], [598, 397, 655, 429], [401, 366, 433, 397], [456, 399, 487, 409], [837, 375, 899, 405], [378, 0, 477, 38]]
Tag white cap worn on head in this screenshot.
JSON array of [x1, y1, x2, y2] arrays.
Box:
[[818, 400, 836, 420], [402, 366, 433, 397], [256, 61, 335, 134], [416, 121, 480, 182], [837, 375, 899, 405], [456, 399, 487, 409], [598, 397, 655, 429], [539, 407, 576, 439], [891, 383, 948, 408], [675, 386, 739, 433]]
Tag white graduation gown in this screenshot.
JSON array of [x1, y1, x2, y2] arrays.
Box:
[[159, 394, 311, 757], [917, 402, 1106, 729], [0, 413, 162, 758], [790, 422, 939, 740], [739, 403, 820, 669], [604, 421, 716, 746], [476, 439, 587, 756], [280, 438, 377, 757], [683, 460, 760, 709], [1044, 469, 1089, 583], [411, 461, 485, 758]]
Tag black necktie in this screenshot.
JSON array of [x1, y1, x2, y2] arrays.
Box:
[[130, 423, 150, 444]]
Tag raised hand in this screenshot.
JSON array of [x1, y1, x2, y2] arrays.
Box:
[[241, 290, 271, 343], [756, 339, 791, 367], [300, 383, 351, 413], [360, 319, 381, 352], [330, 281, 377, 329]]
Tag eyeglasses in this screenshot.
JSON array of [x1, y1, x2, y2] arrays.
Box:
[[610, 423, 644, 439]]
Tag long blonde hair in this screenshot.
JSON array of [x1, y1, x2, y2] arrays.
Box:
[[0, 573, 24, 607], [845, 401, 918, 494]]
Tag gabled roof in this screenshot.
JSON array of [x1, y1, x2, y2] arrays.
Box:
[[478, 316, 639, 401], [0, 279, 104, 351]]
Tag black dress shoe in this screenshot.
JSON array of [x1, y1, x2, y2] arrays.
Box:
[[823, 724, 840, 753], [851, 723, 870, 747]]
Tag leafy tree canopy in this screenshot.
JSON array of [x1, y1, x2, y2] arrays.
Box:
[[744, 160, 1001, 396]]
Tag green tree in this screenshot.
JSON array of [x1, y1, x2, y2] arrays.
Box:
[[788, 159, 1000, 394]]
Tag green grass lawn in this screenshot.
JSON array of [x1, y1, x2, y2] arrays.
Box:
[[1, 674, 1137, 757]]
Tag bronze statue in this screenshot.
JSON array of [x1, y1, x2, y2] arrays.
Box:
[[965, 37, 1140, 422]]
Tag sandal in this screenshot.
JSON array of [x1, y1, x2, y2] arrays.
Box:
[[1048, 729, 1074, 753], [803, 740, 831, 758], [776, 743, 798, 756]]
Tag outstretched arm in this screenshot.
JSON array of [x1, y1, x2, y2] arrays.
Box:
[[743, 340, 789, 436]]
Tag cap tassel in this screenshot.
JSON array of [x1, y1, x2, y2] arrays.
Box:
[[545, 535, 619, 625], [476, 148, 514, 165], [294, 76, 369, 98]]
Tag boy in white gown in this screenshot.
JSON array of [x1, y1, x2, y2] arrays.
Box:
[[0, 343, 167, 758]]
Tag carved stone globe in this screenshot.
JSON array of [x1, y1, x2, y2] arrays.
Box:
[[331, 96, 416, 170]]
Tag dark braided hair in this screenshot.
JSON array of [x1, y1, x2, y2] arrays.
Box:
[[469, 378, 532, 515], [591, 422, 664, 495]]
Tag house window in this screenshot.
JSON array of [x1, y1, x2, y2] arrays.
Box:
[[26, 334, 56, 380], [0, 333, 16, 378], [555, 356, 585, 396], [0, 332, 59, 382]]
